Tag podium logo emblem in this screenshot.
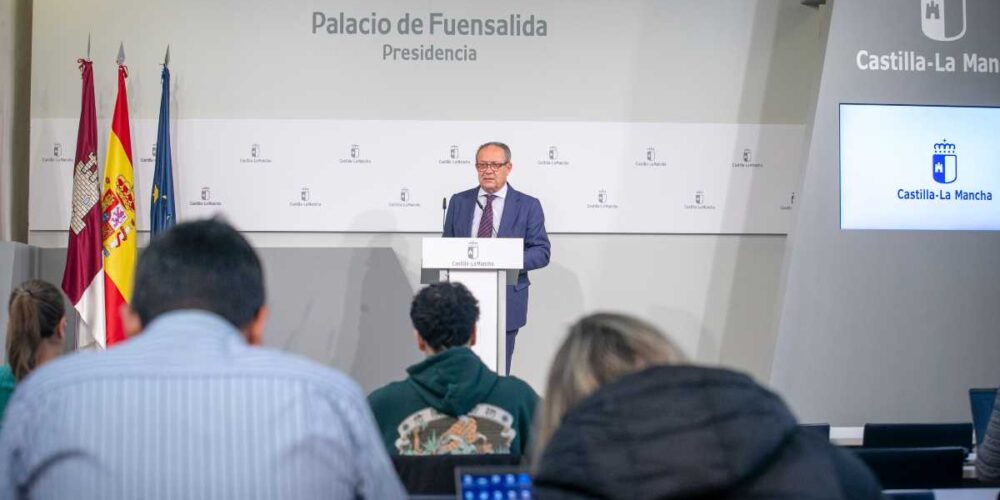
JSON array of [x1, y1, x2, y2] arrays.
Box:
[[467, 242, 479, 260], [400, 188, 410, 202], [695, 191, 704, 205], [548, 146, 559, 161], [201, 187, 211, 201], [646, 147, 656, 162], [53, 142, 62, 158], [450, 145, 459, 159], [350, 144, 360, 159], [598, 189, 608, 204], [790, 192, 796, 206], [152, 142, 158, 158], [742, 149, 752, 163], [251, 144, 260, 158], [921, 0, 966, 42], [932, 139, 957, 184], [301, 187, 310, 202]]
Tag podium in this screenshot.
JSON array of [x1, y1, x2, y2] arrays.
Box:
[[421, 238, 523, 372]]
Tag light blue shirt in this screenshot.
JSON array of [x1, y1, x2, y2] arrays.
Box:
[[0, 310, 405, 500], [470, 183, 507, 237]]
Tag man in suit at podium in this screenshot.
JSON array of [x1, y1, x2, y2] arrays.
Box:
[[443, 141, 551, 375]]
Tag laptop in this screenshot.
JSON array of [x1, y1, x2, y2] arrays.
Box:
[[455, 466, 532, 500], [970, 387, 998, 447]]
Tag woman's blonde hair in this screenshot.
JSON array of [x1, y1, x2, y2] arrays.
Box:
[[532, 312, 685, 464], [6, 280, 65, 381]]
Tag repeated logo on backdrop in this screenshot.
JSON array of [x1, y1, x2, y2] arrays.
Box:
[[42, 141, 73, 164], [732, 148, 764, 169], [438, 144, 471, 165], [189, 186, 222, 207], [339, 144, 372, 165], [241, 143, 272, 164], [30, 118, 801, 234], [586, 188, 618, 210], [634, 146, 667, 167], [291, 186, 323, 207], [537, 145, 569, 166], [684, 190, 716, 210]]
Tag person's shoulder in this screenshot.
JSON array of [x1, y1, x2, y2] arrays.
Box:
[[495, 375, 540, 401], [13, 348, 112, 396], [368, 379, 412, 407], [508, 186, 542, 206], [0, 365, 14, 388], [452, 187, 479, 200]]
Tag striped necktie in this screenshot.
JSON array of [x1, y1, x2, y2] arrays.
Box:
[[477, 194, 496, 237]]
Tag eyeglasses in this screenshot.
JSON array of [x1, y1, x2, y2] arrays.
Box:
[[475, 161, 509, 172]]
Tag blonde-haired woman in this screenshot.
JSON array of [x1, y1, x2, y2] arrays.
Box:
[[0, 280, 66, 421], [531, 312, 881, 500]]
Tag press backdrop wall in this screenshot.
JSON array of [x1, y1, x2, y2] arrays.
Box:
[[26, 0, 827, 394]]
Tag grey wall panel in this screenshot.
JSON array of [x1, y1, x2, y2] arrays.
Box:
[[34, 247, 421, 393], [0, 242, 39, 361], [256, 248, 420, 394], [772, 0, 1000, 424]]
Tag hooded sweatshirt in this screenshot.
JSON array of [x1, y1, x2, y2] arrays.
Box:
[[533, 365, 882, 500], [368, 347, 539, 456]]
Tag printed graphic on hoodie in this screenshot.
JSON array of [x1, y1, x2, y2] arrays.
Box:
[[395, 404, 515, 455]]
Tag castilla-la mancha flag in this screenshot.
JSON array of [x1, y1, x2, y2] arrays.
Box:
[[100, 63, 137, 346], [61, 59, 106, 349]]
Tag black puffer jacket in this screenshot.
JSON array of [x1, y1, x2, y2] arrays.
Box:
[[533, 365, 882, 499]]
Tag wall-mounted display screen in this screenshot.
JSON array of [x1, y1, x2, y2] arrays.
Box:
[[840, 103, 1000, 230]]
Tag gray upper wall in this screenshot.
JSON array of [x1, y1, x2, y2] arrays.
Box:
[[30, 0, 821, 123], [772, 0, 1000, 424]]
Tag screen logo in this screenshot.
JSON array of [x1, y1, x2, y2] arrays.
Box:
[[932, 139, 957, 184]]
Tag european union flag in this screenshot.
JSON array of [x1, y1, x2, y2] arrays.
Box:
[[150, 64, 175, 236]]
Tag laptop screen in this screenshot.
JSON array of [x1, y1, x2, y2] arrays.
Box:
[[970, 388, 998, 446], [455, 466, 532, 500]]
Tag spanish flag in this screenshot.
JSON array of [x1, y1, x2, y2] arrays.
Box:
[[100, 61, 136, 346]]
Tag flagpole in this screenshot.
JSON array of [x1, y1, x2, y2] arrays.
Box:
[[151, 44, 176, 237]]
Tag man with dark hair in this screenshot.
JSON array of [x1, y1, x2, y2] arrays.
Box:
[[443, 141, 551, 375], [368, 282, 539, 456], [0, 219, 405, 499]]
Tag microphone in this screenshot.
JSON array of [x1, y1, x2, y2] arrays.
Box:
[[474, 197, 497, 237], [442, 197, 447, 228]]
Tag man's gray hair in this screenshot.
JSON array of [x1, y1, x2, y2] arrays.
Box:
[[476, 142, 512, 164]]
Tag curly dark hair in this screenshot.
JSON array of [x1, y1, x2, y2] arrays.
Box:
[[410, 282, 480, 351]]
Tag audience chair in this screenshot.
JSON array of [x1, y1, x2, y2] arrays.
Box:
[[799, 423, 831, 440], [852, 447, 964, 490], [969, 388, 997, 446], [862, 423, 973, 453], [882, 491, 934, 500], [392, 454, 522, 496]]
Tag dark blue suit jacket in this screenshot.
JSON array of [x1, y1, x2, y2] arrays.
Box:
[[442, 185, 551, 330]]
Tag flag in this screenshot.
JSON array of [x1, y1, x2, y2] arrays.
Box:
[[100, 63, 137, 346], [61, 59, 106, 349], [150, 64, 175, 236]]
